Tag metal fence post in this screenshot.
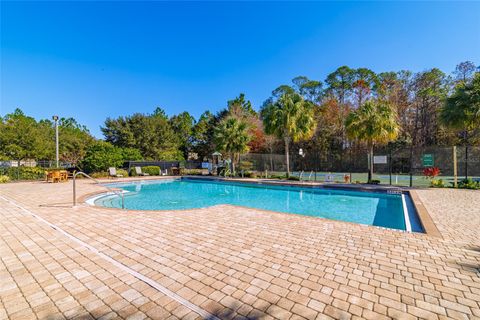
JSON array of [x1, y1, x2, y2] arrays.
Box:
[[453, 146, 458, 188], [389, 149, 392, 185], [73, 173, 76, 206]]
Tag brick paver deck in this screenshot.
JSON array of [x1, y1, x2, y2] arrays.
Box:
[[1, 178, 480, 319]]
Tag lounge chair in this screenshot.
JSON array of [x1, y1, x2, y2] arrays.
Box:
[[108, 167, 123, 178], [135, 166, 149, 176]]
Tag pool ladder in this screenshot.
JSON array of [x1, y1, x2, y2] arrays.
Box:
[[299, 171, 314, 181], [73, 171, 125, 209]]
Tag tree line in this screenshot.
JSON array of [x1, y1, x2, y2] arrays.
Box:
[[1, 62, 479, 177]]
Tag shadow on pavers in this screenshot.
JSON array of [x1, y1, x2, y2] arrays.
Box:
[[205, 300, 272, 320]]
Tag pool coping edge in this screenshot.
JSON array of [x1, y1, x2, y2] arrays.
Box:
[[407, 190, 442, 238], [81, 176, 443, 237]]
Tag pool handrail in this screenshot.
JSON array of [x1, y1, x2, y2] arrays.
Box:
[[73, 171, 125, 209]]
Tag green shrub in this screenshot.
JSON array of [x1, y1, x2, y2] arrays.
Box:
[[142, 166, 160, 175], [183, 169, 203, 175], [368, 179, 381, 185], [117, 169, 129, 177], [237, 161, 253, 171], [430, 179, 445, 188], [287, 176, 300, 181], [0, 175, 10, 183], [458, 178, 480, 190], [243, 171, 254, 178], [81, 141, 124, 173], [81, 141, 142, 173], [90, 171, 109, 178], [270, 174, 287, 179], [5, 166, 46, 180]]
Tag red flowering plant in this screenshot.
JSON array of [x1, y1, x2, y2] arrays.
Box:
[[423, 167, 440, 179], [423, 167, 444, 187]]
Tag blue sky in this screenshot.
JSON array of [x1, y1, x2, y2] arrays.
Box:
[[1, 1, 479, 138]]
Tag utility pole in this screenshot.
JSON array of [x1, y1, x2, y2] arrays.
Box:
[[52, 115, 59, 167]]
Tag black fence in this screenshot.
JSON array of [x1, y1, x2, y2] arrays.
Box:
[[2, 145, 478, 186], [124, 160, 203, 171], [239, 146, 480, 187]]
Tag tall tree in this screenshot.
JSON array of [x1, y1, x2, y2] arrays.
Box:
[[169, 112, 195, 159], [325, 66, 356, 152], [192, 111, 217, 160], [440, 72, 480, 178], [227, 93, 257, 117], [102, 110, 182, 160], [213, 117, 252, 174], [325, 66, 355, 106], [0, 109, 53, 163], [345, 101, 399, 182], [411, 68, 448, 146], [352, 68, 377, 107], [261, 92, 316, 176], [58, 117, 95, 166], [454, 61, 477, 85], [292, 76, 323, 103]]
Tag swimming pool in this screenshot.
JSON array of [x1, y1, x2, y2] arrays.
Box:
[[93, 178, 423, 232]]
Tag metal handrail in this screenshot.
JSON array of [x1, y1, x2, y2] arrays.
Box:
[[73, 171, 125, 209]]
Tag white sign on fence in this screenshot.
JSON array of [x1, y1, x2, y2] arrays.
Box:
[[373, 155, 388, 164]]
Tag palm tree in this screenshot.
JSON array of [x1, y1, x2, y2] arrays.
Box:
[[261, 92, 316, 177], [345, 100, 399, 182], [213, 117, 251, 175], [440, 72, 480, 179]]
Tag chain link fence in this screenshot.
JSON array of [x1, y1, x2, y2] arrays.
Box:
[[2, 146, 478, 186], [240, 146, 480, 187]]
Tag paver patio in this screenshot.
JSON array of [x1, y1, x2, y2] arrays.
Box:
[[1, 178, 480, 319]]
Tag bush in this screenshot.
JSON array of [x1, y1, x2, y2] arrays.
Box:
[[270, 174, 287, 179], [458, 178, 480, 190], [243, 171, 255, 178], [287, 176, 300, 181], [0, 175, 10, 183], [368, 179, 380, 185], [423, 167, 441, 179], [4, 166, 46, 180], [117, 169, 129, 177], [237, 161, 253, 172], [430, 179, 445, 188], [90, 171, 109, 178], [183, 169, 203, 175], [142, 166, 160, 175], [81, 141, 142, 173], [81, 141, 124, 173]]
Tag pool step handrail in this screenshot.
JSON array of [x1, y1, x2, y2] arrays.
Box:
[[308, 171, 313, 181], [73, 171, 125, 209]]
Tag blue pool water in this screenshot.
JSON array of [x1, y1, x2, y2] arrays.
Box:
[[94, 178, 421, 231]]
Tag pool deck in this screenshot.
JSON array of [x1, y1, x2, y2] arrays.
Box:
[[1, 177, 480, 320]]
